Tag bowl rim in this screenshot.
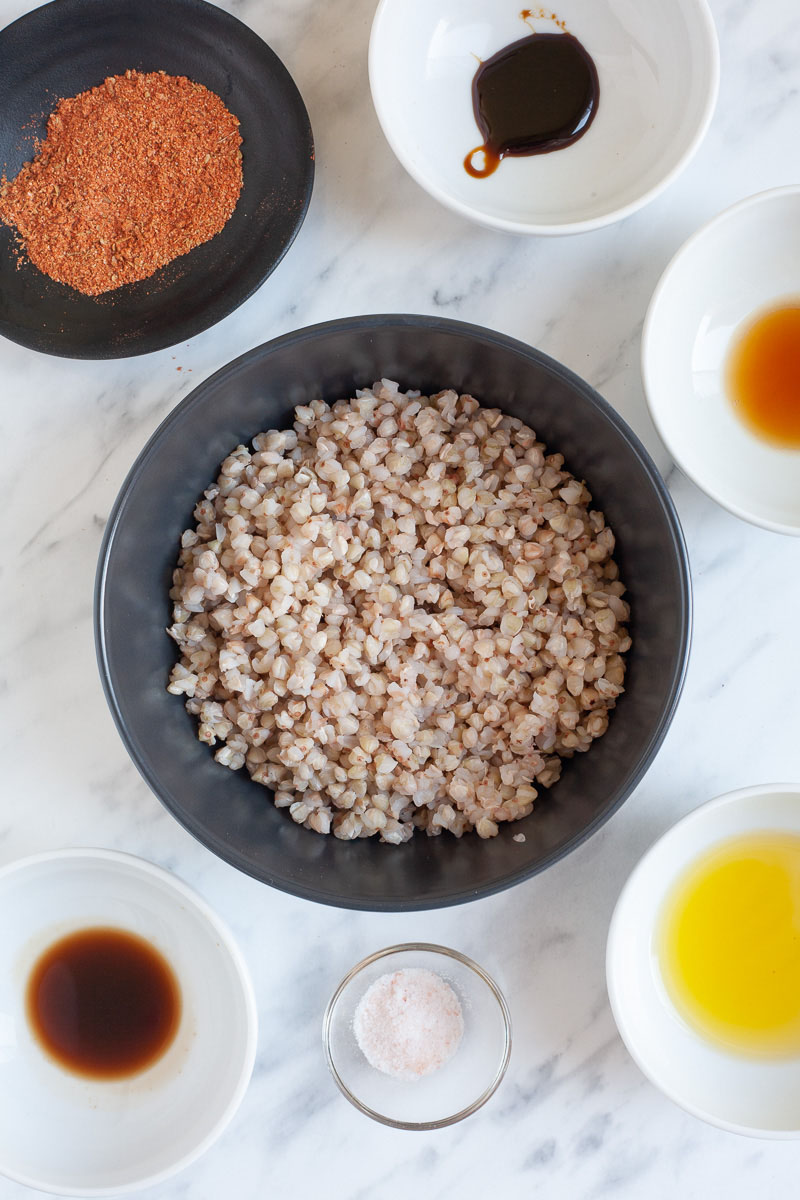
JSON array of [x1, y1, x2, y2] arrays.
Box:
[[641, 184, 800, 536], [367, 0, 720, 236], [0, 0, 315, 360], [0, 846, 258, 1195], [322, 942, 512, 1129], [606, 782, 800, 1139], [94, 312, 693, 910]]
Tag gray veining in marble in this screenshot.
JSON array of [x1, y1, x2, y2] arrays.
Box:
[[2, 0, 800, 1196]]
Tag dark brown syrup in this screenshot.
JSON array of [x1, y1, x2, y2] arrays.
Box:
[[465, 30, 599, 178], [26, 927, 181, 1080]]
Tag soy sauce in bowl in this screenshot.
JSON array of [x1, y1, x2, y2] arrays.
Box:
[[27, 927, 181, 1080]]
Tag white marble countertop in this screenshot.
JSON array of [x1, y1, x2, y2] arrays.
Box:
[[2, 0, 800, 1196]]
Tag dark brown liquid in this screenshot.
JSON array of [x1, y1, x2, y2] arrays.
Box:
[[26, 927, 181, 1080], [465, 31, 599, 178]]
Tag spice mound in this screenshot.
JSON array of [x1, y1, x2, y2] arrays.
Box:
[[167, 380, 631, 844], [353, 968, 464, 1081], [0, 70, 243, 296]]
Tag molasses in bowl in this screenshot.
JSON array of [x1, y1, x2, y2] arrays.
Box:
[[369, 0, 718, 234], [0, 848, 257, 1195], [95, 314, 692, 911]]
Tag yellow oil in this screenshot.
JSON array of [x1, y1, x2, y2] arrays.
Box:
[[657, 833, 800, 1057]]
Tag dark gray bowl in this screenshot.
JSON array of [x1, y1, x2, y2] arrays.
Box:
[[95, 315, 691, 910], [0, 0, 314, 357]]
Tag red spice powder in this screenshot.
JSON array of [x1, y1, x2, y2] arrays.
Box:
[[0, 69, 243, 296]]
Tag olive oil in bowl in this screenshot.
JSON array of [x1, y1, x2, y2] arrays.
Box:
[[658, 833, 800, 1058]]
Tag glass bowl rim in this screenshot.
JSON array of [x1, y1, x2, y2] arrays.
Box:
[[322, 941, 512, 1130]]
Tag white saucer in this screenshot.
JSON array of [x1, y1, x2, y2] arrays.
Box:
[[642, 186, 800, 535], [0, 848, 257, 1195], [607, 785, 800, 1138], [369, 0, 719, 235]]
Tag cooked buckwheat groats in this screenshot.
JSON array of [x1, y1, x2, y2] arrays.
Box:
[[167, 380, 631, 843]]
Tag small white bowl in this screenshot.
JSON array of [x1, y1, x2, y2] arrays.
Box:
[[323, 944, 511, 1129], [642, 186, 800, 535], [0, 849, 257, 1195], [369, 0, 718, 235], [607, 784, 800, 1138]]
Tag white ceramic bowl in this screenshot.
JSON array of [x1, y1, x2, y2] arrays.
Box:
[[323, 944, 511, 1129], [369, 0, 719, 235], [642, 187, 800, 535], [607, 784, 800, 1138], [0, 849, 257, 1195]]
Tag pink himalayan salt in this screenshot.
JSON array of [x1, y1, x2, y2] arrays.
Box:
[[353, 967, 464, 1081]]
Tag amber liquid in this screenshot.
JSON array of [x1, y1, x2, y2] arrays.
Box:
[[726, 303, 800, 448], [26, 927, 181, 1080]]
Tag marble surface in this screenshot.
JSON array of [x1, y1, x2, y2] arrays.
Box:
[[2, 0, 800, 1196]]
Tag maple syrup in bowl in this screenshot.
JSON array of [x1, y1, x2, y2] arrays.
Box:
[[0, 849, 257, 1195], [725, 303, 800, 449], [643, 186, 800, 535]]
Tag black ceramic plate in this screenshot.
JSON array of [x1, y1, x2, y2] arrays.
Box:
[[96, 315, 692, 910], [0, 0, 314, 358]]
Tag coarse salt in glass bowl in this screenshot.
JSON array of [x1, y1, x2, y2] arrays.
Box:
[[323, 943, 511, 1129]]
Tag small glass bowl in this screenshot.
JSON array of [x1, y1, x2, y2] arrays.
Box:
[[323, 943, 512, 1130]]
